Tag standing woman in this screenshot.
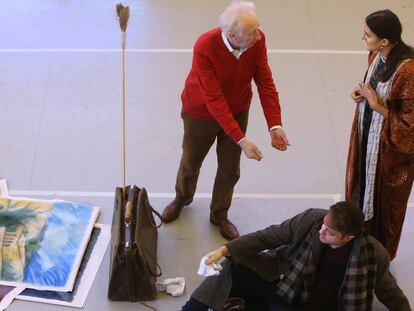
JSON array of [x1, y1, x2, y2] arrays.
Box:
[[346, 9, 414, 260]]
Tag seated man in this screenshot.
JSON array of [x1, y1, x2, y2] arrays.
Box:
[[181, 201, 411, 311]]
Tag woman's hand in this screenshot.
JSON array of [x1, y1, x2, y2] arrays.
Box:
[[358, 82, 388, 117], [351, 85, 365, 103], [358, 82, 380, 109]]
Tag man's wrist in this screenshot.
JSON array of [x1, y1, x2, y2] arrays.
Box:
[[238, 137, 246, 145], [270, 125, 282, 132], [220, 245, 230, 256]]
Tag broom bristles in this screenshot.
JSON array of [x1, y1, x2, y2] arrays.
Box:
[[116, 3, 123, 17], [116, 3, 130, 33]]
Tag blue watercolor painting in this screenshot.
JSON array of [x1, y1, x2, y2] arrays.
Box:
[[21, 227, 101, 302], [17, 224, 111, 308], [0, 197, 99, 292]]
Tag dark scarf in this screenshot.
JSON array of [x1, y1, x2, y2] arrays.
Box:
[[339, 234, 377, 311]]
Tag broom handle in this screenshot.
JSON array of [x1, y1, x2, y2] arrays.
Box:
[[122, 45, 126, 195]]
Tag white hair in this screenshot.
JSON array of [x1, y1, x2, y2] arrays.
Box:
[[219, 1, 257, 35]]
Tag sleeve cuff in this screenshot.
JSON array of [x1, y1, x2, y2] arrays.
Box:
[[269, 125, 282, 131], [237, 137, 246, 145]]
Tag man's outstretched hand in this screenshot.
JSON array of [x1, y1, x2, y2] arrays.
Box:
[[270, 128, 290, 151]]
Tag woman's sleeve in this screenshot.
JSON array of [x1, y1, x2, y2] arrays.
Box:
[[382, 60, 414, 154]]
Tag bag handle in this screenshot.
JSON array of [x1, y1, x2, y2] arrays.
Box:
[[136, 188, 163, 277], [138, 243, 163, 278], [140, 187, 163, 229], [147, 205, 163, 229]]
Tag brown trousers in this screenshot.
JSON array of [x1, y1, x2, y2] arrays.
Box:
[[174, 110, 249, 221]]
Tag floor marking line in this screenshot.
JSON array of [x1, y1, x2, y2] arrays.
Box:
[[0, 48, 367, 55], [7, 191, 414, 206], [9, 190, 341, 199]]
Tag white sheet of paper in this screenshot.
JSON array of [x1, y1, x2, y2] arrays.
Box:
[[0, 286, 25, 311], [0, 179, 9, 196]]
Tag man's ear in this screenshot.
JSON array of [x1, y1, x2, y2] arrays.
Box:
[[344, 235, 355, 242], [227, 31, 236, 41]]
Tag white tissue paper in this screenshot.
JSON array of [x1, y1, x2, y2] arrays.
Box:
[[155, 277, 186, 297], [197, 256, 223, 277]]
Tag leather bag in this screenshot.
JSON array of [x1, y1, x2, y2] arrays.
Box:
[[108, 185, 162, 301]]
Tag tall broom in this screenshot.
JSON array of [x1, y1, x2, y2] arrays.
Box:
[[116, 4, 130, 199], [115, 5, 158, 311]]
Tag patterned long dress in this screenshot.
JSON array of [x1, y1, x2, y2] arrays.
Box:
[[346, 52, 414, 260]]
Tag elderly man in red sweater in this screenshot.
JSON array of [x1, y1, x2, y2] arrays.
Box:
[[161, 1, 289, 240]]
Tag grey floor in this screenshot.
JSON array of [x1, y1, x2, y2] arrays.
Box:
[[1, 0, 414, 310]]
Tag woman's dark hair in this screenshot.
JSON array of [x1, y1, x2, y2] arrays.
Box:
[[328, 201, 364, 236], [366, 9, 414, 81]]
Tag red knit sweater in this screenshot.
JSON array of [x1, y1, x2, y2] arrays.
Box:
[[181, 28, 282, 143]]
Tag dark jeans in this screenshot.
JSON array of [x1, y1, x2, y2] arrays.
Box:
[[182, 264, 308, 311], [181, 297, 212, 311]]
